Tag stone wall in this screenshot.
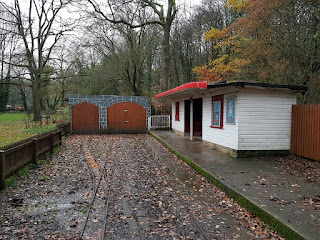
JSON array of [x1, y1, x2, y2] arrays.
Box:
[[69, 94, 151, 130]]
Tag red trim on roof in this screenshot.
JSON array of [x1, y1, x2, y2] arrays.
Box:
[[155, 82, 208, 98]]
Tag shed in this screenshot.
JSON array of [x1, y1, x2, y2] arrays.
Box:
[[69, 94, 151, 134], [155, 81, 307, 157]]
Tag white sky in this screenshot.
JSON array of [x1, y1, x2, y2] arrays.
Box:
[[2, 0, 203, 7], [178, 0, 202, 6]]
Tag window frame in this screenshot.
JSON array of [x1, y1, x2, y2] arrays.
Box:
[[211, 95, 224, 129], [175, 102, 180, 121]]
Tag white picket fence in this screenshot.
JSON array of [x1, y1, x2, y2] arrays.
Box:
[[148, 115, 171, 130]]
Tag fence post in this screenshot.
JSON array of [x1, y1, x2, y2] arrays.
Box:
[[0, 150, 6, 190], [58, 129, 62, 146], [32, 138, 38, 164], [50, 132, 54, 154], [148, 117, 151, 131]]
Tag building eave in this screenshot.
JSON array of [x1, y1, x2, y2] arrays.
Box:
[[207, 81, 308, 92], [155, 82, 207, 99]]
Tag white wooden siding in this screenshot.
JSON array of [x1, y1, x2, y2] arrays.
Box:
[[202, 93, 239, 150], [237, 89, 296, 150], [172, 101, 185, 133]]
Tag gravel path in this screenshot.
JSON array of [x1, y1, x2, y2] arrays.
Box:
[[0, 134, 283, 239]]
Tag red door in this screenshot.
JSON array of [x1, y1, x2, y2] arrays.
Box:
[[72, 102, 99, 133], [107, 102, 146, 133]]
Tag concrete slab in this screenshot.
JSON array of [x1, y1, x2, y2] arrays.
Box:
[[151, 131, 320, 240]]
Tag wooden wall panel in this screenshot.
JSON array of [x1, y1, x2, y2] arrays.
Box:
[[291, 105, 320, 161], [72, 102, 99, 133], [107, 102, 146, 133]]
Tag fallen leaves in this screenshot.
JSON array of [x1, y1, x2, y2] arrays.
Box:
[[0, 134, 283, 239]]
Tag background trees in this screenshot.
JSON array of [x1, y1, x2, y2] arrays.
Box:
[[1, 0, 319, 116], [0, 0, 76, 120]]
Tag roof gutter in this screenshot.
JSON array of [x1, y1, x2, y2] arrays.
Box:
[[207, 81, 308, 92]]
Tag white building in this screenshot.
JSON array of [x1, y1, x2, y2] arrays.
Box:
[[155, 81, 307, 157]]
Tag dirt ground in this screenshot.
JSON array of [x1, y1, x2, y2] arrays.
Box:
[[0, 134, 283, 239]]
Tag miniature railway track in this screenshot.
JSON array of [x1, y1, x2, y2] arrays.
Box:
[[81, 136, 211, 240], [79, 136, 118, 240]]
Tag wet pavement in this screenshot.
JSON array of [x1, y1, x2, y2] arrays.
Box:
[[151, 131, 320, 240], [0, 134, 282, 239]]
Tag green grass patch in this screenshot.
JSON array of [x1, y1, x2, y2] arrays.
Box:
[[4, 163, 34, 188], [20, 124, 57, 134], [4, 175, 18, 188], [0, 112, 68, 148]]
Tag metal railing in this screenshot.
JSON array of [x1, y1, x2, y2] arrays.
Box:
[[148, 115, 171, 130]]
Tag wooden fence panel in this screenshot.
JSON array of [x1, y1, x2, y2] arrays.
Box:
[[291, 105, 320, 161], [0, 123, 71, 189], [4, 141, 33, 178]]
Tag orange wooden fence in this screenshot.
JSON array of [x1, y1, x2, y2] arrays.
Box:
[[291, 105, 320, 161]]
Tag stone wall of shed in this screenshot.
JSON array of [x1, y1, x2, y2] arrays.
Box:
[[69, 94, 151, 130]]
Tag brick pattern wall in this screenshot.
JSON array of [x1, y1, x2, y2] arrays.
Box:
[[69, 95, 151, 130]]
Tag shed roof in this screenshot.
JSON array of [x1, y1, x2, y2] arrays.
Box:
[[155, 81, 307, 99]]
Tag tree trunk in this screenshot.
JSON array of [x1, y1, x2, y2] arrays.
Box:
[[162, 23, 172, 91], [18, 85, 28, 112], [61, 77, 65, 107], [32, 78, 41, 121], [0, 83, 9, 112]]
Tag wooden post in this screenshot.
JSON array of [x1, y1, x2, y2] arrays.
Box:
[[0, 150, 6, 190], [66, 123, 71, 136], [32, 138, 38, 164], [50, 132, 54, 154], [58, 129, 62, 146], [190, 99, 193, 141]]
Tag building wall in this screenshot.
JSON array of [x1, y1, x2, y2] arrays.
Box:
[[69, 94, 151, 130], [237, 88, 296, 150], [202, 91, 239, 150], [170, 87, 297, 152], [172, 100, 185, 133]]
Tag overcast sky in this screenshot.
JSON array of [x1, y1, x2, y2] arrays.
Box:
[[2, 0, 204, 10]]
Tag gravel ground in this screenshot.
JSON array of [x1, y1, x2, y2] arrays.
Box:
[[0, 134, 283, 239]]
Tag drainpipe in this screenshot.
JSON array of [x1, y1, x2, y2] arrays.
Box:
[[190, 98, 193, 141]]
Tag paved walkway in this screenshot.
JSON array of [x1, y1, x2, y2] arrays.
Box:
[[151, 131, 320, 240]]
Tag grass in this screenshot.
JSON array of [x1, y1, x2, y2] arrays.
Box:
[[0, 111, 68, 148], [4, 163, 35, 188]]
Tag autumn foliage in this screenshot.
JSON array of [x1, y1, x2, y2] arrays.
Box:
[[193, 0, 319, 103], [193, 26, 249, 82]]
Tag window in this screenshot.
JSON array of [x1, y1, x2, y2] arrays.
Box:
[[211, 95, 224, 129], [226, 98, 235, 124], [175, 102, 180, 121]]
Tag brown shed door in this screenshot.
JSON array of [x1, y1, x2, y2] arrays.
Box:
[[72, 102, 99, 133], [107, 102, 146, 133]]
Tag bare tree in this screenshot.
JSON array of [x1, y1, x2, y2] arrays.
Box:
[[85, 0, 177, 91], [0, 5, 19, 112], [1, 0, 75, 120]]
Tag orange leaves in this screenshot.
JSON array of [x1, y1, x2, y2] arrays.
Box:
[[231, 0, 283, 35], [192, 65, 223, 83], [194, 26, 249, 82]]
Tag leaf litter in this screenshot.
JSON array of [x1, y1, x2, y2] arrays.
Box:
[[0, 134, 284, 239]]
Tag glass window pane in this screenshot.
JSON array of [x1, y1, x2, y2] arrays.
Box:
[[213, 101, 221, 127], [226, 98, 235, 124]]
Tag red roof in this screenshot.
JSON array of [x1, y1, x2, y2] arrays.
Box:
[[155, 82, 208, 98]]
